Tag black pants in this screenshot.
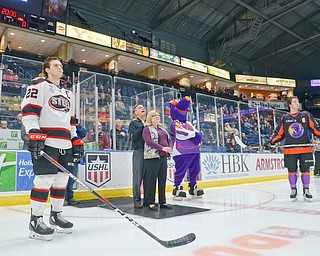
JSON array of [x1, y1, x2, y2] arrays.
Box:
[[144, 157, 167, 205], [314, 151, 320, 175]]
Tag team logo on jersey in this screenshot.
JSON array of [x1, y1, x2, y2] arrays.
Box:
[[85, 153, 111, 187], [49, 95, 71, 112], [288, 123, 304, 138], [302, 117, 306, 123]]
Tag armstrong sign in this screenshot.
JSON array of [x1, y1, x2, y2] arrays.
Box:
[[201, 153, 285, 181], [85, 152, 111, 187]]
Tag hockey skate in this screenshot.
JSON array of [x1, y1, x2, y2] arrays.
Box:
[[303, 188, 312, 202], [29, 215, 54, 241], [290, 188, 297, 202], [172, 185, 187, 200], [49, 210, 73, 234], [188, 183, 204, 198]]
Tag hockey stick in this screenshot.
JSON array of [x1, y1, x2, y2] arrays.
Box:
[[234, 136, 314, 149], [40, 151, 196, 248]]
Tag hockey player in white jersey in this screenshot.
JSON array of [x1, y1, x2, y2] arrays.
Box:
[[21, 57, 84, 241]]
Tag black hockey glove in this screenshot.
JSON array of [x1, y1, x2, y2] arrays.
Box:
[[264, 141, 274, 150], [71, 137, 84, 162], [28, 129, 47, 159]]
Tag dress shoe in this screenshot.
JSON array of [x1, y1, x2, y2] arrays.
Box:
[[148, 204, 158, 211], [67, 198, 80, 205], [160, 204, 173, 210], [134, 203, 143, 209]]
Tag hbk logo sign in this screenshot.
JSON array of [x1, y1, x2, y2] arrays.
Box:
[[85, 152, 111, 187]]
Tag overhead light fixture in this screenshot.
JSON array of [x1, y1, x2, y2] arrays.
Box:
[[41, 39, 45, 43], [105, 54, 109, 57], [81, 49, 85, 52], [10, 32, 14, 36], [18, 46, 22, 49], [82, 60, 86, 62]]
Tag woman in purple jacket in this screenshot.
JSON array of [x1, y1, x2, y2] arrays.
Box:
[[142, 110, 172, 211]]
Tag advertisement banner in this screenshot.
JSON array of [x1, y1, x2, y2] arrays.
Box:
[[56, 22, 66, 35], [267, 77, 296, 87], [201, 153, 285, 181], [235, 74, 267, 85], [0, 151, 17, 192], [126, 42, 149, 57], [248, 100, 288, 110], [181, 57, 207, 73], [66, 25, 111, 47], [0, 129, 24, 149], [16, 151, 34, 191], [112, 37, 126, 51], [207, 65, 231, 80], [311, 79, 320, 87], [149, 48, 180, 65]]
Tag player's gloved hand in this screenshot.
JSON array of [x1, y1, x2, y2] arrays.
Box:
[[264, 142, 274, 150], [28, 129, 47, 159], [71, 137, 84, 162]]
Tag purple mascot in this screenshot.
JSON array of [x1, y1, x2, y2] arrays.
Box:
[[166, 96, 204, 200]]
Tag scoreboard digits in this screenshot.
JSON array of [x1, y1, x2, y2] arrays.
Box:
[[0, 6, 56, 35]]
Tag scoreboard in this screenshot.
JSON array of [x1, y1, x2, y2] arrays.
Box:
[[0, 6, 56, 35]]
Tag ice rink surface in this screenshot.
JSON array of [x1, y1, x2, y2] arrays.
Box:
[[1, 177, 320, 256]]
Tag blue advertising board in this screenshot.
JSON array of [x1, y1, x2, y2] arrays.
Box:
[[16, 151, 34, 191]]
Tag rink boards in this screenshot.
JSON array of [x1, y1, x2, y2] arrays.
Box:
[[0, 150, 288, 206]]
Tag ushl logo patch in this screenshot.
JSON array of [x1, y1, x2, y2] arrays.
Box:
[[85, 153, 111, 187]]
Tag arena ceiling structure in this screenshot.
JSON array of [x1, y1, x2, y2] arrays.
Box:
[[68, 0, 320, 80]]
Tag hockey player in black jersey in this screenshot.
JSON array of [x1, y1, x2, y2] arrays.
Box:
[[269, 96, 320, 202], [21, 57, 84, 240]]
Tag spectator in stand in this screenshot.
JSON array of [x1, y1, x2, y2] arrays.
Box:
[[110, 119, 128, 150], [98, 90, 108, 106], [85, 91, 95, 105], [9, 113, 23, 130], [66, 76, 73, 87], [5, 70, 15, 81], [105, 87, 111, 105], [226, 136, 240, 153], [87, 122, 110, 150], [116, 100, 127, 117], [98, 107, 110, 130], [0, 120, 8, 129]]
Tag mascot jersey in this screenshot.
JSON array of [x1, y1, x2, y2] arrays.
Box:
[[167, 96, 202, 187]]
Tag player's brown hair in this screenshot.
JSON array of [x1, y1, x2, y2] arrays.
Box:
[[287, 96, 299, 107], [43, 56, 63, 77]]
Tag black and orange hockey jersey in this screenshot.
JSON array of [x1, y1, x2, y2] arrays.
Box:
[[271, 111, 320, 154]]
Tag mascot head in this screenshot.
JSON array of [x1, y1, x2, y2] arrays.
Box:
[[165, 96, 191, 122]]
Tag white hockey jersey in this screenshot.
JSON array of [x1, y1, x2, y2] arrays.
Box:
[[21, 78, 77, 149]]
